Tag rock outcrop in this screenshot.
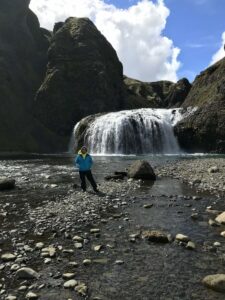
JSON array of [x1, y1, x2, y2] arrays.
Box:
[[0, 0, 65, 152], [33, 17, 124, 137], [175, 57, 225, 153], [123, 76, 191, 109]]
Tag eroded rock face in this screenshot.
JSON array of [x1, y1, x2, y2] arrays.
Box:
[[175, 58, 225, 153], [34, 17, 124, 137], [123, 76, 191, 109], [0, 0, 57, 152]]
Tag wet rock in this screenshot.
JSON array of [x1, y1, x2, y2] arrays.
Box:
[[1, 253, 16, 261], [186, 241, 196, 250], [16, 267, 39, 280], [0, 177, 16, 191], [142, 230, 171, 243], [175, 234, 190, 242], [202, 274, 225, 293], [220, 231, 225, 237], [75, 283, 88, 296], [25, 292, 39, 299], [64, 279, 78, 289], [216, 212, 225, 224], [128, 161, 156, 180]]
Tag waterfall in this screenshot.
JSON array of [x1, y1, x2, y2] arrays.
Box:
[[74, 108, 184, 155]]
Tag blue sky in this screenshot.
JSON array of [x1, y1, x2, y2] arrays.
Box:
[[106, 0, 225, 81]]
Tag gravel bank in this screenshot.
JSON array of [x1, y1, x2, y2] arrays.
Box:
[[157, 158, 225, 196]]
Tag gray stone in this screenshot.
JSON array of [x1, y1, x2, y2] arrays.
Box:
[[202, 274, 225, 293], [16, 267, 39, 280], [216, 212, 225, 224], [128, 160, 156, 180], [64, 279, 78, 289], [0, 177, 16, 191], [142, 230, 170, 243]]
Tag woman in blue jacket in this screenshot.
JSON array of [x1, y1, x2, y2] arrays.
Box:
[[75, 146, 98, 193]]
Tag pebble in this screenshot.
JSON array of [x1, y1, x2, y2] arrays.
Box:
[[1, 253, 16, 262], [35, 242, 44, 250], [25, 292, 39, 299], [94, 245, 103, 252], [75, 283, 88, 296], [74, 243, 83, 249], [220, 231, 225, 237], [115, 260, 124, 265], [64, 280, 78, 289], [83, 259, 92, 266], [202, 274, 225, 293], [186, 241, 196, 250], [73, 236, 83, 242], [208, 219, 220, 227], [143, 204, 153, 209], [63, 273, 76, 280], [214, 242, 221, 247], [6, 296, 17, 300], [175, 234, 190, 242], [216, 212, 225, 224]]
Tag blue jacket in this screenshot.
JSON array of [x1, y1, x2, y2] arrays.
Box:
[[75, 153, 93, 171]]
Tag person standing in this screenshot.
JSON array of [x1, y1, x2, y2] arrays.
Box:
[[75, 146, 99, 193]]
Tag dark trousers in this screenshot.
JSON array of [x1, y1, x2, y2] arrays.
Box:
[[79, 170, 97, 191]]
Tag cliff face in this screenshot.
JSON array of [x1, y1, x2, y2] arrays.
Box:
[[175, 58, 225, 153], [33, 17, 125, 137], [123, 76, 191, 109], [0, 0, 62, 152]]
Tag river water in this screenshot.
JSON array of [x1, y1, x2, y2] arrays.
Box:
[[0, 154, 225, 299]]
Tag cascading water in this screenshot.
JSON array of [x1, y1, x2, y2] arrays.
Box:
[[74, 108, 186, 155]]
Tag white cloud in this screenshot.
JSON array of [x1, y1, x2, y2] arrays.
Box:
[[210, 32, 225, 65], [30, 0, 181, 82]]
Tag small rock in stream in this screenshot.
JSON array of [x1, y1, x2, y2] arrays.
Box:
[[16, 267, 39, 280], [202, 274, 225, 293]]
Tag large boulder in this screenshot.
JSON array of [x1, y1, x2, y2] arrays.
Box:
[[127, 160, 156, 180], [175, 57, 225, 153], [0, 0, 64, 153], [0, 177, 15, 191], [123, 76, 191, 109], [33, 17, 124, 138]]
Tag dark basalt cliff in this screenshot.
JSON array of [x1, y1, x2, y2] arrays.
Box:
[[175, 57, 225, 153], [33, 17, 125, 137], [0, 0, 66, 152]]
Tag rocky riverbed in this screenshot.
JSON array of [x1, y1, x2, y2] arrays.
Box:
[[1, 156, 225, 300], [157, 157, 225, 196]]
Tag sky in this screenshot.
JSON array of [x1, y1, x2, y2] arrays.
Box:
[[30, 0, 225, 83]]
